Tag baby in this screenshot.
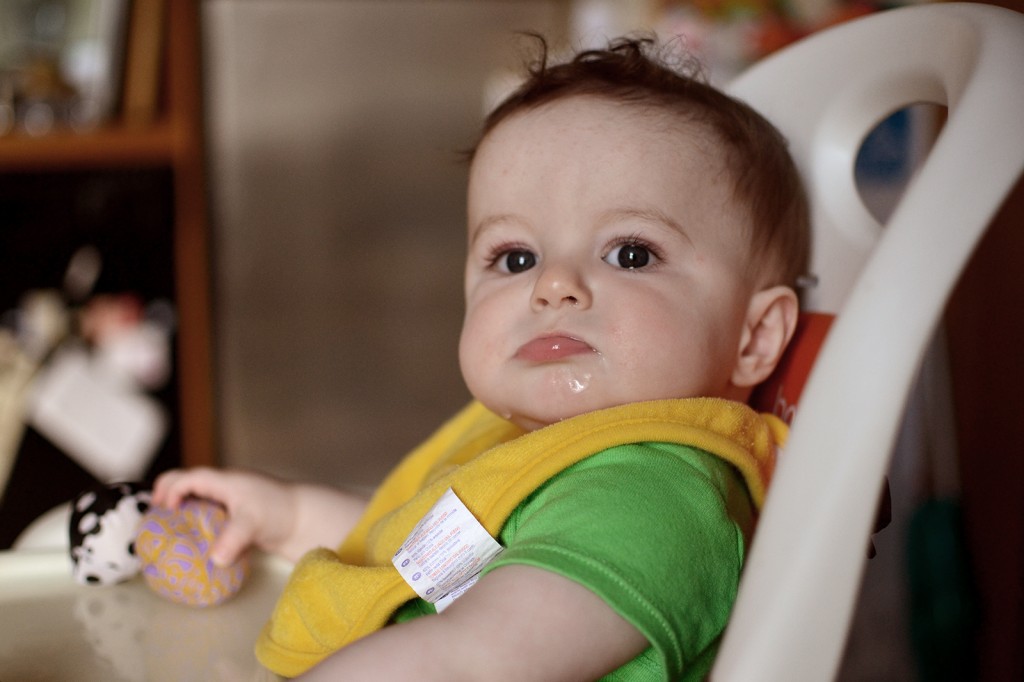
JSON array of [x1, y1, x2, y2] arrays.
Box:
[[155, 36, 809, 681]]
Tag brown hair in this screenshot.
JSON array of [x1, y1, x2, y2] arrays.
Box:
[[472, 36, 810, 289]]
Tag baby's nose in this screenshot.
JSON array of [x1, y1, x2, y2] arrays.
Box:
[[531, 263, 592, 310]]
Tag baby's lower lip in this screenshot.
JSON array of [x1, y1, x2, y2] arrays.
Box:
[[515, 336, 596, 362]]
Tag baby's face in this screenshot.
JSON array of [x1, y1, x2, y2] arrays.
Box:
[[460, 96, 758, 431]]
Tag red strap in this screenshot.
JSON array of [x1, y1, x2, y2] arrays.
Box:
[[748, 312, 835, 423]]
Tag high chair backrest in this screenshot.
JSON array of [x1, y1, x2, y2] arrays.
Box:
[[715, 4, 1024, 680]]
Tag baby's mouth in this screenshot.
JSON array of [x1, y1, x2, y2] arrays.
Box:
[[514, 335, 597, 362]]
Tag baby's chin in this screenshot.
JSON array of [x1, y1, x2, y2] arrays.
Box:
[[490, 402, 583, 432], [499, 397, 633, 432], [479, 368, 721, 430], [497, 386, 749, 431]]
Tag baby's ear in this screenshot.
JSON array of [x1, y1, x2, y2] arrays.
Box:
[[731, 285, 799, 389]]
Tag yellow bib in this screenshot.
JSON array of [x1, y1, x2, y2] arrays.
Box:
[[256, 398, 785, 677]]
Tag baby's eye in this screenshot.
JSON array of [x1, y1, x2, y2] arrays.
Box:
[[496, 249, 537, 273], [604, 242, 654, 269]]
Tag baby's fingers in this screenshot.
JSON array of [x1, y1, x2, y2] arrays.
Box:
[[151, 468, 190, 507], [152, 467, 226, 509], [210, 510, 258, 567]]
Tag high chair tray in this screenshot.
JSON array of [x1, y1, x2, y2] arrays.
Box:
[[0, 549, 291, 681]]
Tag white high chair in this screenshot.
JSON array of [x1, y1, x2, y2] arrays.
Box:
[[714, 3, 1024, 680]]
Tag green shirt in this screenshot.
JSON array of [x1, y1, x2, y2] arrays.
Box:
[[395, 442, 755, 681]]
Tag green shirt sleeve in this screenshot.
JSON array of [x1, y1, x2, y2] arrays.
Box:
[[480, 442, 755, 682]]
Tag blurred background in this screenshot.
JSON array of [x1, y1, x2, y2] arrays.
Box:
[[0, 1, 1020, 680]]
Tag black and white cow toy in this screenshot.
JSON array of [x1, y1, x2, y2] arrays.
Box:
[[69, 481, 152, 585]]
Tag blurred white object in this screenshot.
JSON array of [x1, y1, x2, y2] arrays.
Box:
[[63, 245, 103, 303], [0, 330, 37, 503], [16, 290, 69, 361], [26, 345, 166, 483], [714, 4, 1024, 680], [93, 320, 172, 390], [12, 503, 70, 551]]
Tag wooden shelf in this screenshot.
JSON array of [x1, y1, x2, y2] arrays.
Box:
[[0, 1, 216, 470], [0, 122, 177, 171]]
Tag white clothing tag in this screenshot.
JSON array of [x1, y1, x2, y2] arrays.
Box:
[[432, 573, 482, 613], [392, 487, 503, 612]]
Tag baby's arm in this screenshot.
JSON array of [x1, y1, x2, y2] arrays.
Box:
[[298, 563, 648, 681], [152, 468, 368, 565]]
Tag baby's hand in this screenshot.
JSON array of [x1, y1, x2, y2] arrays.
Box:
[[152, 467, 297, 566]]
